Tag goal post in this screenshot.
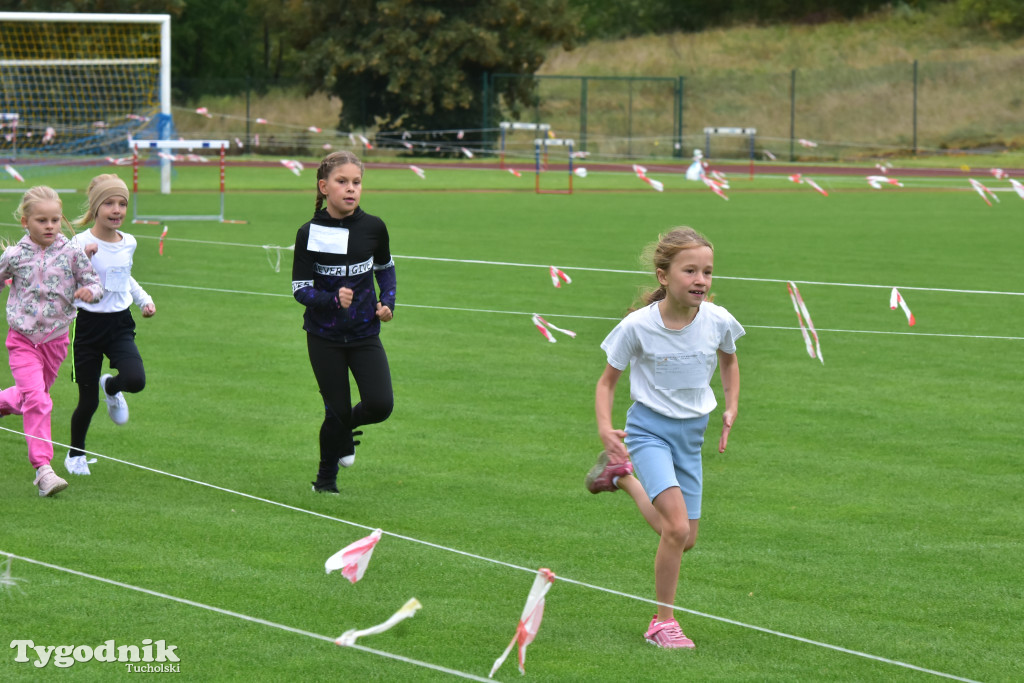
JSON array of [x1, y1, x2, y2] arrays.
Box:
[[0, 12, 172, 189]]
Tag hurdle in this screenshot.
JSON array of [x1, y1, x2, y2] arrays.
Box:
[[129, 138, 244, 223], [534, 138, 574, 195], [500, 121, 550, 169]]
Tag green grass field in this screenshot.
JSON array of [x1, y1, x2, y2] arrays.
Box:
[[1, 160, 1022, 681]]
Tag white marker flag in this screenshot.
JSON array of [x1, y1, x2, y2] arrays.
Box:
[[325, 528, 382, 584], [786, 282, 823, 364], [4, 164, 24, 182], [700, 173, 728, 200], [866, 175, 903, 189], [280, 159, 304, 176], [968, 178, 999, 206], [642, 175, 665, 192], [889, 288, 916, 326], [804, 178, 828, 196], [489, 568, 556, 678], [1009, 179, 1024, 199], [335, 598, 422, 647], [532, 314, 575, 342], [548, 265, 571, 288]]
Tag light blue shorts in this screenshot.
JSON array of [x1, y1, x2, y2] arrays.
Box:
[[624, 402, 709, 519]]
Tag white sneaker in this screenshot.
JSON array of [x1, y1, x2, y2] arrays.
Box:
[[64, 451, 96, 476], [33, 465, 68, 497], [100, 373, 129, 425], [338, 430, 361, 468]]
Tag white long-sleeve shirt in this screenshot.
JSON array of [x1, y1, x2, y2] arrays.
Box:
[[71, 230, 153, 313]]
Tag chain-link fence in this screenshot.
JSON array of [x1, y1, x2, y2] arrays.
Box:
[[5, 54, 1021, 163]]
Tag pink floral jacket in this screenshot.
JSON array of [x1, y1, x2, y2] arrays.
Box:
[[0, 234, 103, 344]]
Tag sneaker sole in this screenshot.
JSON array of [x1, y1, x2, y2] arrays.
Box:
[[584, 451, 614, 493], [645, 636, 696, 649], [39, 481, 68, 497]]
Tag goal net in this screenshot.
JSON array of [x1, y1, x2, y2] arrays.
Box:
[[0, 12, 171, 159]]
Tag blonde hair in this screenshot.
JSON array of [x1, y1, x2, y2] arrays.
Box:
[[315, 151, 364, 213], [12, 185, 74, 238], [636, 227, 714, 308], [73, 173, 130, 228]]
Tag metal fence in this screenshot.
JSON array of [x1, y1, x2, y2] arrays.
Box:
[[486, 54, 1024, 163], [4, 53, 1022, 163]]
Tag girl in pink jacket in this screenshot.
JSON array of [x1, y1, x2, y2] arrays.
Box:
[[0, 186, 103, 497]]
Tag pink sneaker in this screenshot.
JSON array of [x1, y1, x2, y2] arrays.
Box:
[[584, 450, 633, 494], [644, 616, 695, 649]]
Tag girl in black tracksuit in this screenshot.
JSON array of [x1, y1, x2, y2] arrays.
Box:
[[291, 152, 396, 494]]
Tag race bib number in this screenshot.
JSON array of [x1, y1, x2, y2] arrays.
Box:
[[105, 265, 131, 293], [654, 353, 710, 390]]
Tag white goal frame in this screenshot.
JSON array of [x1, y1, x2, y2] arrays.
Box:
[[0, 12, 172, 191]]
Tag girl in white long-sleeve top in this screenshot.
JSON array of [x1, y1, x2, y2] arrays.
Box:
[[65, 174, 155, 476]]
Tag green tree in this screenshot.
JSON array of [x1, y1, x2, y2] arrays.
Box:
[[289, 0, 578, 136], [956, 0, 1024, 36], [0, 0, 183, 15], [171, 0, 259, 99]]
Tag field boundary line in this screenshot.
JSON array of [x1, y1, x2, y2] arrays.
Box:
[[0, 551, 494, 682], [0, 427, 982, 682]]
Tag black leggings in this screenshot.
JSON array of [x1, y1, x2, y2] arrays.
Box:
[[69, 309, 146, 457], [306, 332, 393, 480]]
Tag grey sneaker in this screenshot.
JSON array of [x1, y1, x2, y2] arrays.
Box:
[[100, 374, 129, 425], [34, 465, 68, 497]]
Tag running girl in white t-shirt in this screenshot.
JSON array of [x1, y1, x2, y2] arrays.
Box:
[[586, 227, 744, 650]]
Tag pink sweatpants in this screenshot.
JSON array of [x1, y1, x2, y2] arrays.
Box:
[[0, 329, 69, 469]]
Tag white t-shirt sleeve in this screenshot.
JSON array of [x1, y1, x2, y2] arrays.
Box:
[[601, 314, 641, 370], [718, 313, 745, 354]]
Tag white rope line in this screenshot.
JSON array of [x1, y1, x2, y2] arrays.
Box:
[[0, 551, 494, 682], [132, 282, 1024, 342], [124, 234, 1024, 298], [1, 428, 980, 681]]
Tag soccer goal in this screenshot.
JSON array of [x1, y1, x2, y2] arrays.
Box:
[[0, 12, 172, 180], [534, 138, 575, 195]]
